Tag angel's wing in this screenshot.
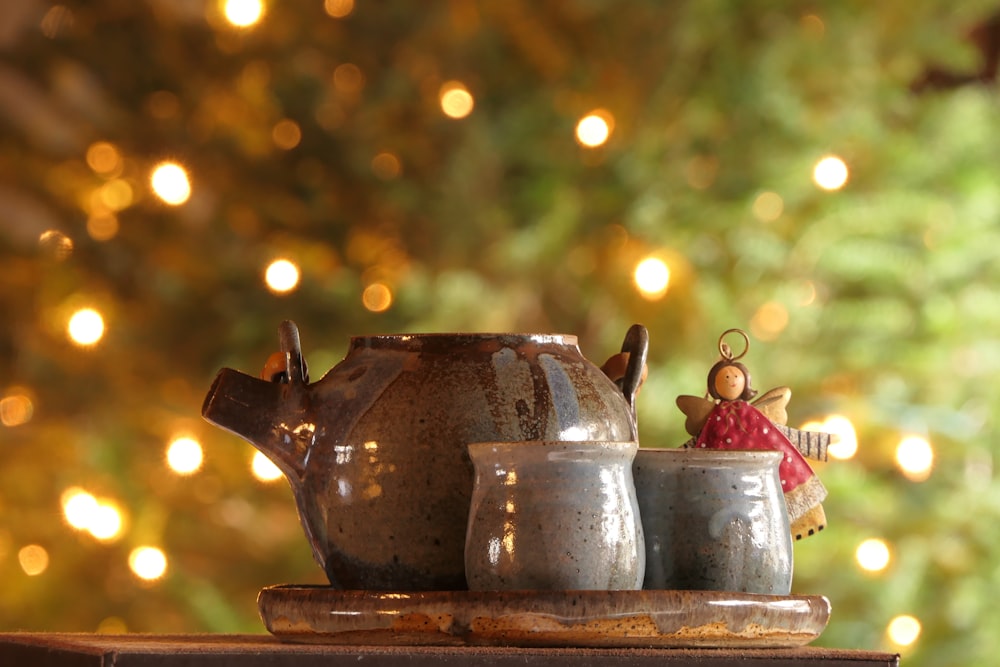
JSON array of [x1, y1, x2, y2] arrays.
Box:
[[752, 386, 791, 426], [676, 394, 715, 436]]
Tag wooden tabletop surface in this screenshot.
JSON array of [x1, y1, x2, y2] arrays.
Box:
[[0, 633, 900, 667]]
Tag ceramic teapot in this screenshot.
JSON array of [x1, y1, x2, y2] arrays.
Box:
[[202, 320, 647, 590]]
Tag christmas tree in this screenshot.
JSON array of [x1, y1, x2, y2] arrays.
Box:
[[2, 1, 999, 664]]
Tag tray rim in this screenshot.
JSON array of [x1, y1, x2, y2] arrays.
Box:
[[258, 585, 832, 649]]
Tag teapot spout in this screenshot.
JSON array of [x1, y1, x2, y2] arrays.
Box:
[[201, 367, 308, 480]]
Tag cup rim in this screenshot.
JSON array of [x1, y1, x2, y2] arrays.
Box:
[[634, 447, 784, 461], [468, 440, 638, 456]]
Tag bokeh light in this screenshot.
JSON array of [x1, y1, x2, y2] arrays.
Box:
[[856, 538, 891, 572], [18, 545, 49, 576], [324, 0, 354, 18], [62, 488, 99, 530], [575, 110, 614, 147], [813, 155, 849, 191], [129, 547, 168, 581], [87, 212, 119, 241], [750, 301, 789, 340], [0, 390, 34, 427], [896, 435, 934, 481], [38, 230, 74, 261], [61, 489, 124, 542], [371, 152, 402, 180], [86, 141, 123, 176], [88, 502, 124, 542], [99, 179, 134, 211], [798, 280, 818, 306], [251, 451, 283, 482], [272, 119, 301, 150], [223, 0, 264, 27], [67, 308, 105, 346], [362, 283, 393, 312], [96, 617, 128, 634], [887, 615, 922, 647], [752, 191, 784, 222], [633, 257, 670, 299], [166, 436, 204, 475], [150, 162, 192, 205], [264, 259, 300, 294], [333, 63, 364, 93], [439, 82, 474, 119]]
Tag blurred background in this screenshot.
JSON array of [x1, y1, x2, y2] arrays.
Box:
[[2, 0, 999, 664]]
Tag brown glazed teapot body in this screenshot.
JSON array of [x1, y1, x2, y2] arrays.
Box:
[[202, 321, 647, 590]]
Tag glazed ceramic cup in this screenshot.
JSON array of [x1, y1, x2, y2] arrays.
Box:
[[632, 448, 793, 595], [465, 441, 645, 591]]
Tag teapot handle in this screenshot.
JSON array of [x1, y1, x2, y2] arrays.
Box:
[[278, 320, 309, 385], [619, 323, 649, 413]]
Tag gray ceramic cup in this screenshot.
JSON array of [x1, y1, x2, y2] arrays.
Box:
[[465, 441, 645, 591], [633, 448, 793, 594]]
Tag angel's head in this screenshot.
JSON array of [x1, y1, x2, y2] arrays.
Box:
[[707, 360, 757, 402]]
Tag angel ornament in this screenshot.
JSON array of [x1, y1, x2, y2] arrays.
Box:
[[676, 329, 833, 541]]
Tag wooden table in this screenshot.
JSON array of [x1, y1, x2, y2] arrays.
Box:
[[0, 633, 899, 666]]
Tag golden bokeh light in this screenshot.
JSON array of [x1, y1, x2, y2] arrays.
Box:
[[798, 280, 818, 306], [99, 179, 134, 211], [87, 212, 119, 241], [324, 0, 354, 18], [251, 451, 283, 482], [362, 283, 393, 312], [166, 436, 204, 475], [61, 488, 125, 542], [333, 63, 364, 93], [633, 257, 670, 300], [62, 487, 99, 530], [813, 155, 849, 191], [575, 110, 614, 148], [96, 617, 128, 634], [750, 301, 789, 341], [129, 546, 168, 581], [18, 544, 49, 576], [264, 258, 301, 294], [88, 501, 124, 542], [272, 119, 302, 150], [223, 0, 264, 27], [67, 308, 106, 346], [371, 152, 402, 180], [886, 615, 921, 647], [150, 162, 192, 205], [86, 141, 123, 176], [752, 191, 784, 222], [439, 82, 474, 119], [855, 538, 891, 572], [38, 229, 74, 261], [896, 435, 934, 481], [1, 390, 34, 427]]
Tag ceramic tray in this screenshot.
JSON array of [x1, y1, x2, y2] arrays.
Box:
[[258, 585, 831, 648]]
